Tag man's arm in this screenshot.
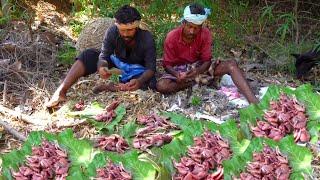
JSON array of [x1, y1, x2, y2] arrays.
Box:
[[125, 31, 156, 90], [137, 69, 154, 84], [186, 61, 211, 79], [140, 32, 157, 84], [97, 26, 116, 69], [163, 34, 181, 78], [124, 69, 154, 91], [164, 66, 179, 77]]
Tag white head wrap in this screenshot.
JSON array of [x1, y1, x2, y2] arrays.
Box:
[[181, 5, 211, 25], [115, 20, 141, 30]]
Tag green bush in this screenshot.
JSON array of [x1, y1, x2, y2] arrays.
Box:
[[57, 42, 78, 65], [190, 95, 202, 106], [67, 0, 318, 73]]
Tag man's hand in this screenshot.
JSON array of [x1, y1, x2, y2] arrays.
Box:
[[118, 79, 142, 91], [214, 59, 221, 66], [98, 67, 112, 79], [116, 83, 129, 91], [176, 72, 187, 83], [185, 69, 198, 80]]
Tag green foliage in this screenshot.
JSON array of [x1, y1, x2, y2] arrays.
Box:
[[237, 84, 318, 178], [109, 74, 120, 83], [240, 84, 320, 143], [0, 130, 98, 179], [69, 0, 134, 39], [1, 84, 318, 179], [276, 13, 296, 43], [260, 5, 275, 22], [190, 95, 202, 106], [150, 112, 219, 176], [0, 0, 35, 26], [68, 0, 230, 57], [69, 19, 85, 37], [258, 5, 275, 36], [57, 42, 78, 65], [87, 151, 156, 179], [0, 16, 10, 26], [279, 136, 313, 178], [223, 136, 313, 179], [119, 120, 139, 140]]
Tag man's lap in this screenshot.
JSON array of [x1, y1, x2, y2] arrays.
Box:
[[76, 49, 156, 90], [158, 61, 217, 85]]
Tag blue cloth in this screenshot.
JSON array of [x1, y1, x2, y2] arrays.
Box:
[[109, 55, 146, 83]]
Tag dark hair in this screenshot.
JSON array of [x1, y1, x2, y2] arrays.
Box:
[[189, 3, 205, 15], [114, 5, 141, 24]]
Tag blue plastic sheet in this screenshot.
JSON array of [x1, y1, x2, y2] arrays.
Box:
[[109, 55, 146, 83]]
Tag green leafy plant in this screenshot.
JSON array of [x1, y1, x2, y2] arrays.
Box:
[[109, 74, 120, 83], [0, 130, 97, 179], [69, 19, 85, 37], [1, 85, 317, 179], [223, 136, 313, 179], [276, 13, 296, 43], [57, 42, 78, 65], [190, 95, 202, 106], [87, 150, 156, 179], [240, 84, 320, 143], [258, 5, 275, 35], [260, 5, 275, 22], [1, 0, 32, 22]]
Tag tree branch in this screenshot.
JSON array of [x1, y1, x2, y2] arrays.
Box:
[[0, 105, 46, 126], [0, 119, 26, 141]]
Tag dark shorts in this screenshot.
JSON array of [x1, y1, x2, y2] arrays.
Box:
[[76, 48, 101, 75], [76, 48, 156, 90]]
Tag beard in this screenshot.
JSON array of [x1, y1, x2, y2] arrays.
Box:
[[185, 33, 196, 39], [122, 36, 134, 42]]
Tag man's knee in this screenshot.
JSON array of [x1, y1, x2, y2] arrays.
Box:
[[156, 79, 173, 93], [227, 60, 239, 72], [156, 79, 167, 93]]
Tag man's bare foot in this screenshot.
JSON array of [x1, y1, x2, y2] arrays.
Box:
[[45, 92, 67, 108], [93, 83, 119, 94]]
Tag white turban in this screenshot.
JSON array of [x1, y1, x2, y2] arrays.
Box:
[[181, 5, 211, 25]]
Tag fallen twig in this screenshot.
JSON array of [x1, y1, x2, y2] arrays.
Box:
[[0, 104, 46, 126], [0, 119, 26, 141], [2, 80, 7, 104]]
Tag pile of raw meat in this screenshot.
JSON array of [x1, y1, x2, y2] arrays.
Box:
[[173, 131, 231, 180], [73, 100, 85, 111], [12, 140, 70, 180], [251, 94, 310, 142], [95, 161, 131, 180], [133, 114, 179, 150], [95, 134, 129, 153], [239, 146, 291, 180], [95, 101, 120, 122]]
